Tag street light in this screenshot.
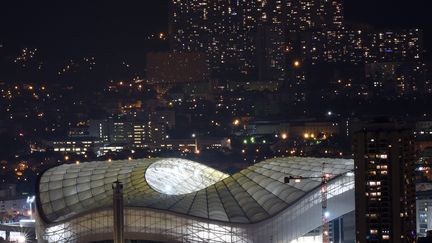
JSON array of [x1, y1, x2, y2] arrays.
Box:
[[27, 196, 35, 220]]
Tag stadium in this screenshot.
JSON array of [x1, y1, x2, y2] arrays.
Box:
[[35, 157, 355, 242]]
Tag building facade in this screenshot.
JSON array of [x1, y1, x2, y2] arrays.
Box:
[[169, 0, 344, 82], [353, 122, 416, 242]]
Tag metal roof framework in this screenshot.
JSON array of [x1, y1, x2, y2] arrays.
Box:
[[37, 157, 355, 242]]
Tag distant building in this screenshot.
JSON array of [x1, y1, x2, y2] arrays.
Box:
[[414, 121, 432, 151], [365, 62, 426, 96], [415, 146, 432, 237], [88, 112, 171, 148], [418, 230, 432, 243], [368, 30, 423, 63], [353, 120, 416, 242], [0, 184, 16, 200], [246, 120, 340, 139], [50, 138, 102, 155], [285, 0, 344, 31], [293, 28, 423, 66], [225, 80, 282, 92], [88, 119, 110, 142], [417, 199, 432, 238], [170, 0, 344, 81], [0, 198, 29, 217]]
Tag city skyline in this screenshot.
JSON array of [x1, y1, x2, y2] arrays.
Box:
[[1, 1, 431, 66], [1, 1, 432, 242]]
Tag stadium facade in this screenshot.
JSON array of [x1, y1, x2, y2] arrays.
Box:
[[36, 157, 355, 242]]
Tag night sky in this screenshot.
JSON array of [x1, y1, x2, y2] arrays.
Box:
[[1, 0, 430, 61]]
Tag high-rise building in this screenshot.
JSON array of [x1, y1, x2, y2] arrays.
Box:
[[414, 131, 432, 237], [257, 25, 287, 82], [365, 62, 427, 97], [353, 120, 416, 242], [170, 0, 254, 80], [88, 114, 168, 147], [294, 28, 423, 66], [286, 0, 344, 31], [170, 1, 424, 100], [368, 29, 423, 63], [169, 0, 344, 82]]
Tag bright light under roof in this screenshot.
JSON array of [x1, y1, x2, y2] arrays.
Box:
[[145, 158, 229, 195]]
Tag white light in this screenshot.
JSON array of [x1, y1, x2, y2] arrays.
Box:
[[327, 111, 332, 116], [346, 172, 354, 177], [194, 170, 200, 177], [165, 185, 172, 192], [324, 211, 330, 218], [17, 235, 26, 243], [145, 158, 229, 195], [27, 195, 35, 203]]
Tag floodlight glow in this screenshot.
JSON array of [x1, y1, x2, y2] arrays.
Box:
[[145, 158, 229, 195], [165, 185, 173, 193], [16, 235, 26, 243]]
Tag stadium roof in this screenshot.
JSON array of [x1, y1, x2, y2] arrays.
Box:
[[37, 157, 353, 224]]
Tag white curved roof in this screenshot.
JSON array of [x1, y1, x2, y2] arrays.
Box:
[[37, 157, 353, 224]]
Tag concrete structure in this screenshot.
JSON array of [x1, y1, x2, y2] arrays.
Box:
[[36, 157, 355, 242]]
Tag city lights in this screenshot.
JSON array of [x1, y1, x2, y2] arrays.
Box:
[[0, 1, 428, 243]]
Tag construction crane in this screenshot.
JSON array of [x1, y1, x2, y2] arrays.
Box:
[[284, 163, 347, 243]]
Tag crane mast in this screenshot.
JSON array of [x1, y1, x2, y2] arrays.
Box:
[[284, 162, 332, 243], [321, 163, 329, 243]]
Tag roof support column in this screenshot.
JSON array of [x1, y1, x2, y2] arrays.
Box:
[[113, 181, 124, 243]]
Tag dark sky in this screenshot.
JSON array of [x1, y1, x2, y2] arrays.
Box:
[[1, 0, 430, 59]]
